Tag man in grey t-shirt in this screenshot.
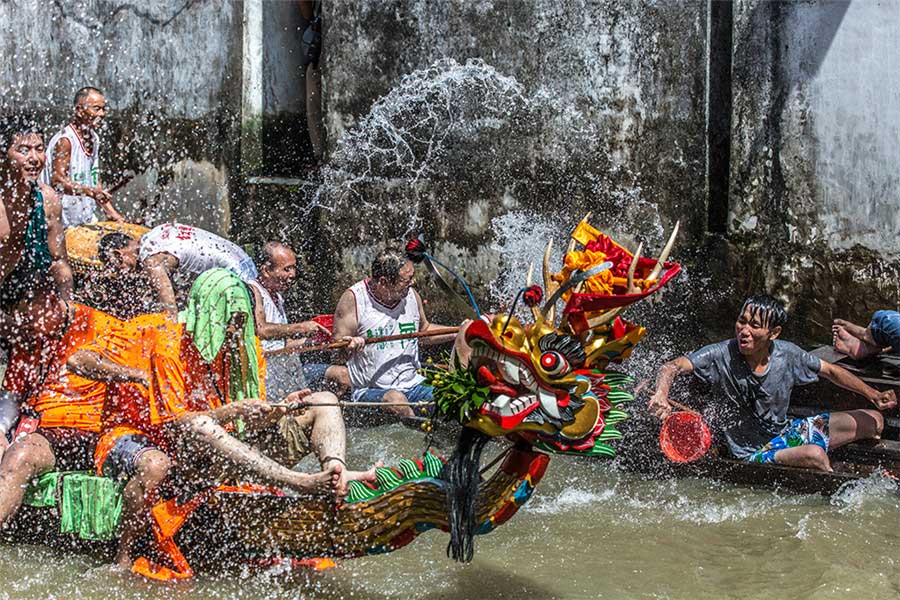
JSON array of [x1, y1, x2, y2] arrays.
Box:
[[649, 294, 896, 471]]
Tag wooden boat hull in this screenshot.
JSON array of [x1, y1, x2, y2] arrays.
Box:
[[178, 446, 547, 566], [2, 447, 549, 572]]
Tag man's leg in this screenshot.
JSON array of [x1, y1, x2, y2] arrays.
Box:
[[0, 433, 55, 527], [323, 365, 350, 398], [827, 409, 884, 448], [113, 445, 171, 570], [381, 390, 415, 418], [177, 413, 339, 494], [770, 411, 883, 472], [290, 391, 378, 496], [773, 444, 832, 472]]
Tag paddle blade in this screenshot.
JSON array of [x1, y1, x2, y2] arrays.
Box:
[[660, 411, 711, 463]]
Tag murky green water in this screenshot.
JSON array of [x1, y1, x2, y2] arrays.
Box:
[[1, 424, 898, 600]]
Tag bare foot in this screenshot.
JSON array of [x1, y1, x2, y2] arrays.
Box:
[[833, 323, 880, 359], [326, 460, 382, 498], [833, 323, 862, 357], [834, 318, 869, 339], [289, 465, 339, 495]]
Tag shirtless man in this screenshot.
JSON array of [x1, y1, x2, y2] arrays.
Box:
[[648, 294, 896, 472], [68, 269, 375, 569], [249, 241, 349, 398], [96, 222, 257, 315], [41, 87, 125, 227], [333, 247, 456, 417], [0, 116, 72, 400]]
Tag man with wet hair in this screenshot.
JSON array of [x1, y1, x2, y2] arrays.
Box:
[[248, 241, 349, 398], [41, 86, 125, 227], [649, 294, 896, 472], [0, 115, 72, 311], [333, 247, 456, 417]]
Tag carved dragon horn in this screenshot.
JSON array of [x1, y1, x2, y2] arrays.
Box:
[[626, 242, 643, 295], [542, 238, 557, 325], [647, 220, 679, 281], [526, 261, 541, 322], [566, 211, 593, 254]]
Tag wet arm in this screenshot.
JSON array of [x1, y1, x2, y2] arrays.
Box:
[[142, 253, 179, 315], [333, 289, 365, 358], [42, 187, 73, 301], [415, 291, 456, 345], [67, 350, 148, 386], [818, 361, 898, 410], [648, 356, 694, 419], [51, 139, 122, 221], [251, 285, 325, 341]]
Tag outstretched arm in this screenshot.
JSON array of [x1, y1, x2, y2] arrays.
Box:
[[250, 285, 329, 341], [819, 361, 897, 410], [142, 252, 179, 315], [414, 290, 456, 345], [41, 185, 73, 301], [67, 350, 148, 386], [648, 356, 694, 420]]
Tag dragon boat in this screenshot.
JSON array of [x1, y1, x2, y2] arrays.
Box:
[[3, 217, 682, 579]]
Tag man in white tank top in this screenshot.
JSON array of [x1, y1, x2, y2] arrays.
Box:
[[333, 248, 457, 417], [102, 222, 258, 315], [40, 87, 125, 228], [247, 242, 350, 398]]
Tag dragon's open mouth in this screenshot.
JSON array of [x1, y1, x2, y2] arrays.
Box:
[[467, 323, 567, 430]]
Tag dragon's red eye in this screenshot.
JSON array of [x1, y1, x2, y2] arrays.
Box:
[[539, 351, 570, 375]]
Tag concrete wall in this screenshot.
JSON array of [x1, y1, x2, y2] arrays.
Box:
[[730, 1, 900, 338], [305, 0, 710, 315], [0, 0, 243, 233]]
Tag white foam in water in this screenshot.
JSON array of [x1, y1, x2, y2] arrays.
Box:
[[526, 486, 618, 515], [831, 471, 900, 510]]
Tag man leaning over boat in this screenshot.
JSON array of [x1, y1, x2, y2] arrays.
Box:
[[648, 294, 897, 472]]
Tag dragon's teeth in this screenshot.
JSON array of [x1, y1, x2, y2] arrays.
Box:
[[537, 388, 560, 419], [500, 359, 520, 384]]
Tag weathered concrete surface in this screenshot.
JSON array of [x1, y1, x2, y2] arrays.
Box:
[[305, 0, 710, 318], [0, 0, 242, 233], [730, 1, 900, 339]]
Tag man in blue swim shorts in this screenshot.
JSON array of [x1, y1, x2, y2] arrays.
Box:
[[649, 294, 897, 471]]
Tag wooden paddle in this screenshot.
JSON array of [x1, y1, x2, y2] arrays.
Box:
[[263, 326, 460, 358]]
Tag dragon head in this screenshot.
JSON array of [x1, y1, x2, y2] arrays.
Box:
[[461, 311, 643, 456], [425, 217, 680, 457]]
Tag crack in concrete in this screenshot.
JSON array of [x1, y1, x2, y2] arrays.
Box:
[[52, 0, 201, 30]]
